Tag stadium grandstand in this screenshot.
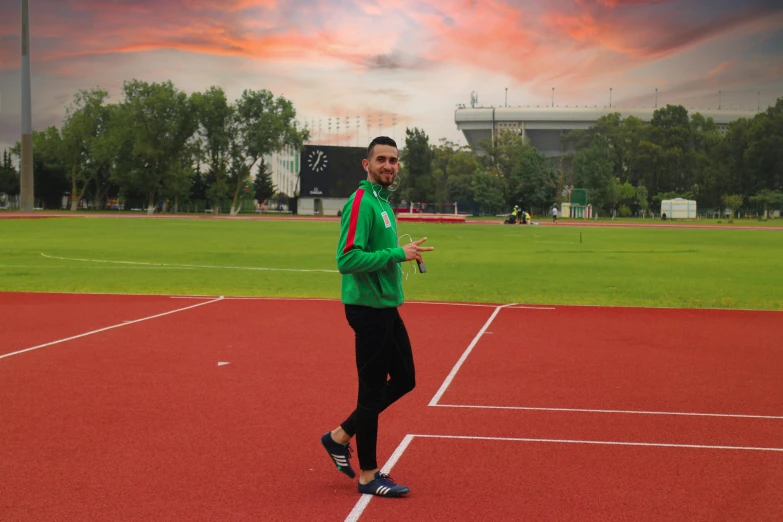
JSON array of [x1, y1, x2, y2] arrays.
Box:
[[455, 106, 761, 157]]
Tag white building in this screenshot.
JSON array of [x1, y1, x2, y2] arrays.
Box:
[[262, 145, 300, 197]]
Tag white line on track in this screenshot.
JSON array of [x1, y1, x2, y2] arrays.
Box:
[[344, 434, 415, 522], [432, 403, 783, 420], [39, 253, 338, 273], [411, 433, 783, 452], [343, 429, 783, 521], [428, 303, 517, 406], [0, 296, 224, 360]]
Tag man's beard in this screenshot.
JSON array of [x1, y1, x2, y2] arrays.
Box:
[[372, 170, 394, 188]]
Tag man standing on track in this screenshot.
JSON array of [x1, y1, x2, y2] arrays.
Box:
[[321, 136, 433, 498]]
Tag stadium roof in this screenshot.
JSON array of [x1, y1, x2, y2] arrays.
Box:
[[454, 106, 761, 155], [455, 106, 759, 126]]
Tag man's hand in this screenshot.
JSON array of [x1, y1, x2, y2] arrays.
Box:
[[402, 237, 434, 263]]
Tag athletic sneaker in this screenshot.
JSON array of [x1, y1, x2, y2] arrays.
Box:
[[357, 471, 410, 497], [321, 432, 356, 479]]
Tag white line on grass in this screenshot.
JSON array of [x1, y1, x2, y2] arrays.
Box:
[[432, 403, 783, 420], [172, 296, 549, 309], [0, 296, 224, 360], [428, 303, 517, 406], [410, 433, 783, 452], [344, 434, 415, 522], [40, 253, 338, 273], [0, 265, 195, 270]]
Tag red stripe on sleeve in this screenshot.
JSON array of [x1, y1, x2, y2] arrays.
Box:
[[343, 189, 365, 253]]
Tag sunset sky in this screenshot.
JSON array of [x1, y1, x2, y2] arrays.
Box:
[[1, 0, 782, 153]]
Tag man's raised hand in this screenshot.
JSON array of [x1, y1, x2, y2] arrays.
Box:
[[402, 237, 434, 263]]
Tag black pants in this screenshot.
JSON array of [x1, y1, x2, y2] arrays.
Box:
[[340, 305, 416, 471]]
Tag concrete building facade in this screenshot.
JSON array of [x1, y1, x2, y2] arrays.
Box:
[[454, 106, 760, 157]]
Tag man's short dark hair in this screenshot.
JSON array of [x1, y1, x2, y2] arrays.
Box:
[[367, 136, 397, 159]]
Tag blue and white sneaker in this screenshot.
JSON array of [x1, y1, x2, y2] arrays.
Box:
[[358, 471, 410, 497], [321, 432, 356, 479]]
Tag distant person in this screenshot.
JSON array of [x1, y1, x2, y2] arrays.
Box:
[[321, 136, 433, 498], [552, 205, 558, 223]]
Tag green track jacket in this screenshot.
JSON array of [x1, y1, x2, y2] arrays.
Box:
[[336, 180, 407, 308]]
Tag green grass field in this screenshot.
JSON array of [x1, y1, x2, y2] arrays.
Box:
[[1, 216, 781, 310]]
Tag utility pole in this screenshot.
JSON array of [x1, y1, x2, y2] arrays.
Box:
[[20, 0, 34, 212]]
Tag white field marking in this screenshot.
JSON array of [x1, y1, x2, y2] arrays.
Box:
[[171, 296, 518, 308], [344, 434, 415, 522], [506, 305, 556, 310], [407, 301, 504, 308], [428, 304, 516, 406], [40, 253, 338, 273], [9, 290, 778, 314], [0, 296, 224, 360], [432, 403, 783, 420], [218, 362, 230, 367], [0, 265, 194, 270], [410, 433, 783, 452]]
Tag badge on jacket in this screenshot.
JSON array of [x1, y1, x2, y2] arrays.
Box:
[[381, 211, 391, 228]]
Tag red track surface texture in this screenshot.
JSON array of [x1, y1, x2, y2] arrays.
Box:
[[1, 293, 781, 521]]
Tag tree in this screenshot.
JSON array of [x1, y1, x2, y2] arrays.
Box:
[[476, 129, 531, 191], [721, 193, 744, 222], [228, 89, 308, 215], [749, 189, 783, 217], [110, 80, 198, 214], [0, 149, 19, 196], [432, 139, 478, 207], [192, 86, 232, 211], [12, 127, 70, 209], [470, 168, 504, 215], [573, 134, 616, 213], [744, 98, 783, 196], [635, 185, 650, 217], [615, 181, 636, 213], [509, 147, 556, 211], [253, 159, 275, 204], [61, 87, 110, 210], [399, 127, 434, 204]]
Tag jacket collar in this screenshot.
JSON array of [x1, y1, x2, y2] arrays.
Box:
[[359, 179, 392, 200]]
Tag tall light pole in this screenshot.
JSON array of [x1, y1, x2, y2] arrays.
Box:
[[505, 87, 507, 107], [718, 90, 722, 110], [655, 88, 658, 109], [551, 87, 554, 107], [609, 87, 612, 108], [757, 91, 760, 112], [20, 0, 34, 212]]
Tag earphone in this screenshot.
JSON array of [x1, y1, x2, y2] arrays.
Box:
[[365, 167, 379, 197]]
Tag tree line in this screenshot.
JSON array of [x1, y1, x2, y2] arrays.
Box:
[[1, 80, 307, 214], [396, 98, 783, 218], [2, 85, 782, 219]]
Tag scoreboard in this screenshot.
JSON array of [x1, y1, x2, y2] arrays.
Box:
[[298, 145, 367, 198]]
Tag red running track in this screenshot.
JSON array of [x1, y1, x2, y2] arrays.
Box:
[[1, 293, 781, 521]]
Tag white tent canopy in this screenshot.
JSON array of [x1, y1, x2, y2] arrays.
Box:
[[661, 198, 697, 219]]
